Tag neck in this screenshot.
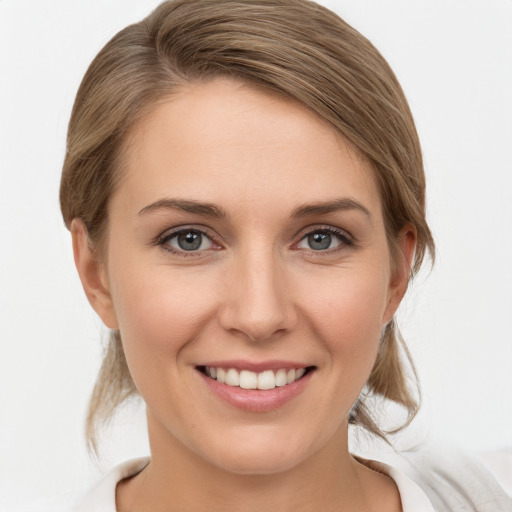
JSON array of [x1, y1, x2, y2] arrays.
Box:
[[116, 412, 398, 512]]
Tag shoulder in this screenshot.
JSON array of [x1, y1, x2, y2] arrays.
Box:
[[354, 439, 512, 512], [10, 458, 149, 512], [475, 447, 512, 496], [394, 444, 512, 512], [355, 456, 436, 512], [72, 457, 149, 512]]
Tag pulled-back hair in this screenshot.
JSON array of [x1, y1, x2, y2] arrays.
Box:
[[60, 0, 434, 454]]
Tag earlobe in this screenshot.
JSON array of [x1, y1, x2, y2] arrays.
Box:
[[382, 225, 417, 324], [70, 219, 119, 329]]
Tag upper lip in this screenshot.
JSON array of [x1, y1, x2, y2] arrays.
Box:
[[197, 360, 312, 372]]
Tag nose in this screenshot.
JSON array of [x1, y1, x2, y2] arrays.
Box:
[[219, 248, 297, 343]]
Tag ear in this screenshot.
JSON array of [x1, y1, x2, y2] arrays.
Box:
[[71, 219, 119, 329], [382, 224, 417, 325]]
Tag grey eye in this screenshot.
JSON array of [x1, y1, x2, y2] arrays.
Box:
[[167, 230, 214, 251], [296, 230, 343, 251], [307, 232, 332, 250]]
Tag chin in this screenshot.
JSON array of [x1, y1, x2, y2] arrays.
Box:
[[209, 447, 305, 476], [195, 426, 320, 476]]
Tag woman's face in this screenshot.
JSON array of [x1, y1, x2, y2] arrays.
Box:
[[81, 78, 411, 474]]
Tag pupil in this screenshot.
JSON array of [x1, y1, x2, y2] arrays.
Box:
[[178, 231, 202, 251], [308, 232, 331, 250]]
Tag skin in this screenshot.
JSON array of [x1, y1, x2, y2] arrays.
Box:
[[72, 78, 415, 511]]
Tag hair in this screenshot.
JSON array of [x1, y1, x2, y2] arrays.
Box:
[[60, 0, 435, 455]]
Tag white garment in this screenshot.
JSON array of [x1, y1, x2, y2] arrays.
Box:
[[70, 456, 435, 512], [13, 449, 512, 511]]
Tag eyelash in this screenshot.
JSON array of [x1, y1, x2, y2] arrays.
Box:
[[155, 226, 221, 258], [154, 225, 355, 257], [294, 226, 355, 255]]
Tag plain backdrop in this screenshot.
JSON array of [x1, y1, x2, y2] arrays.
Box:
[[1, 0, 511, 508]]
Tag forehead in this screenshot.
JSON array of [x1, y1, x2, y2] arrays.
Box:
[[114, 78, 381, 217]]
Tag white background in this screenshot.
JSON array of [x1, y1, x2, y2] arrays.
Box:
[[1, 0, 511, 508]]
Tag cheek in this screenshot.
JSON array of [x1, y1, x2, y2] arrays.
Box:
[[299, 264, 390, 365], [112, 269, 219, 349], [305, 264, 389, 326], [106, 256, 221, 388], [107, 264, 225, 432]]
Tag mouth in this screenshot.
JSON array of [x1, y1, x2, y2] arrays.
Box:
[[197, 365, 316, 390]]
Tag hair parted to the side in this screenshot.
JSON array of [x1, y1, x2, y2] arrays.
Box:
[[60, 0, 435, 455]]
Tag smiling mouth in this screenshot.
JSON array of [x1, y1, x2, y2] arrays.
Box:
[[198, 366, 316, 390]]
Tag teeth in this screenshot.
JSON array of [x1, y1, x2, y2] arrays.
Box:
[[216, 368, 226, 384], [275, 369, 287, 387], [225, 368, 240, 386], [258, 370, 275, 390], [204, 366, 308, 389], [240, 370, 257, 389]]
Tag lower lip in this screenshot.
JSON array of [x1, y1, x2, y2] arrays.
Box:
[[198, 369, 314, 412]]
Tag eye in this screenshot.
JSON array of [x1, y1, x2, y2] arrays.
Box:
[[161, 229, 215, 252], [295, 228, 351, 251]]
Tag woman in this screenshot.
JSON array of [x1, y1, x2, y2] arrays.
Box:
[[56, 0, 510, 510]]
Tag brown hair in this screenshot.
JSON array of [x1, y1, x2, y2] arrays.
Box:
[[60, 0, 435, 454]]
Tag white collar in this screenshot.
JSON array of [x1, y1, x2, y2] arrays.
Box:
[[73, 456, 434, 512]]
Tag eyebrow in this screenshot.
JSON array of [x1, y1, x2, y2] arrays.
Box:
[[291, 198, 372, 220], [138, 198, 227, 218], [138, 197, 371, 221]]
